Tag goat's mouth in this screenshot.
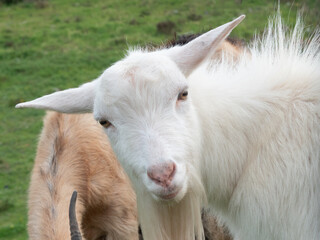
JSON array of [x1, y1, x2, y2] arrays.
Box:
[[151, 184, 184, 202], [159, 190, 179, 200], [145, 170, 188, 202]]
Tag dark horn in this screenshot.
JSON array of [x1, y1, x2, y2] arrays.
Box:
[[69, 191, 82, 240]]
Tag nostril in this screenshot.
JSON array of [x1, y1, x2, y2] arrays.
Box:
[[168, 162, 176, 181], [147, 169, 155, 180]]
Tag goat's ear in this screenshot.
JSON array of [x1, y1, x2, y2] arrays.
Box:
[[15, 80, 97, 113], [166, 15, 245, 77]]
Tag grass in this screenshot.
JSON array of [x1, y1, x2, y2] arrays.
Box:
[[0, 0, 319, 239]]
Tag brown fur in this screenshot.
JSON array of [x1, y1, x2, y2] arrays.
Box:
[[28, 112, 139, 240], [212, 37, 246, 61], [202, 210, 232, 240]]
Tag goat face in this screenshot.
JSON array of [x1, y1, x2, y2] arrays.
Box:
[[94, 52, 199, 202], [16, 15, 245, 203]]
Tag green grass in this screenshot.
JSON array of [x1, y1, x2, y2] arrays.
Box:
[[0, 0, 319, 239]]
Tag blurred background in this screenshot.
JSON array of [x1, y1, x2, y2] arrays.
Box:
[[0, 0, 319, 239]]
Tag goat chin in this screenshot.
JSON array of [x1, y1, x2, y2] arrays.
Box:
[[134, 163, 206, 240]]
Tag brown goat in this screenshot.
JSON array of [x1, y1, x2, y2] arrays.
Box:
[[28, 112, 139, 240]]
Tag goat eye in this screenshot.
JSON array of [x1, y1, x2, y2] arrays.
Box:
[[178, 90, 188, 101], [99, 119, 112, 128]]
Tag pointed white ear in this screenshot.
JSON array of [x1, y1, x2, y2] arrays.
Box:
[[15, 80, 97, 113], [167, 15, 245, 76]]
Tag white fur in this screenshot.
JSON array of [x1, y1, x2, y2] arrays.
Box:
[[190, 16, 320, 239], [16, 15, 320, 240]]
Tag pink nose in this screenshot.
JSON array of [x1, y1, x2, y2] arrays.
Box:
[[147, 161, 176, 187]]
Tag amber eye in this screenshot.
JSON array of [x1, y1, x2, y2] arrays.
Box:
[[178, 90, 188, 101], [99, 119, 112, 128]]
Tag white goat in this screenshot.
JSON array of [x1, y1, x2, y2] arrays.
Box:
[[17, 15, 320, 240]]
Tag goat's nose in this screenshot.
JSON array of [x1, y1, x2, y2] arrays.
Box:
[[147, 161, 176, 187]]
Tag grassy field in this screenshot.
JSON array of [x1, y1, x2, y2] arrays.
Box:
[[0, 0, 319, 239]]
